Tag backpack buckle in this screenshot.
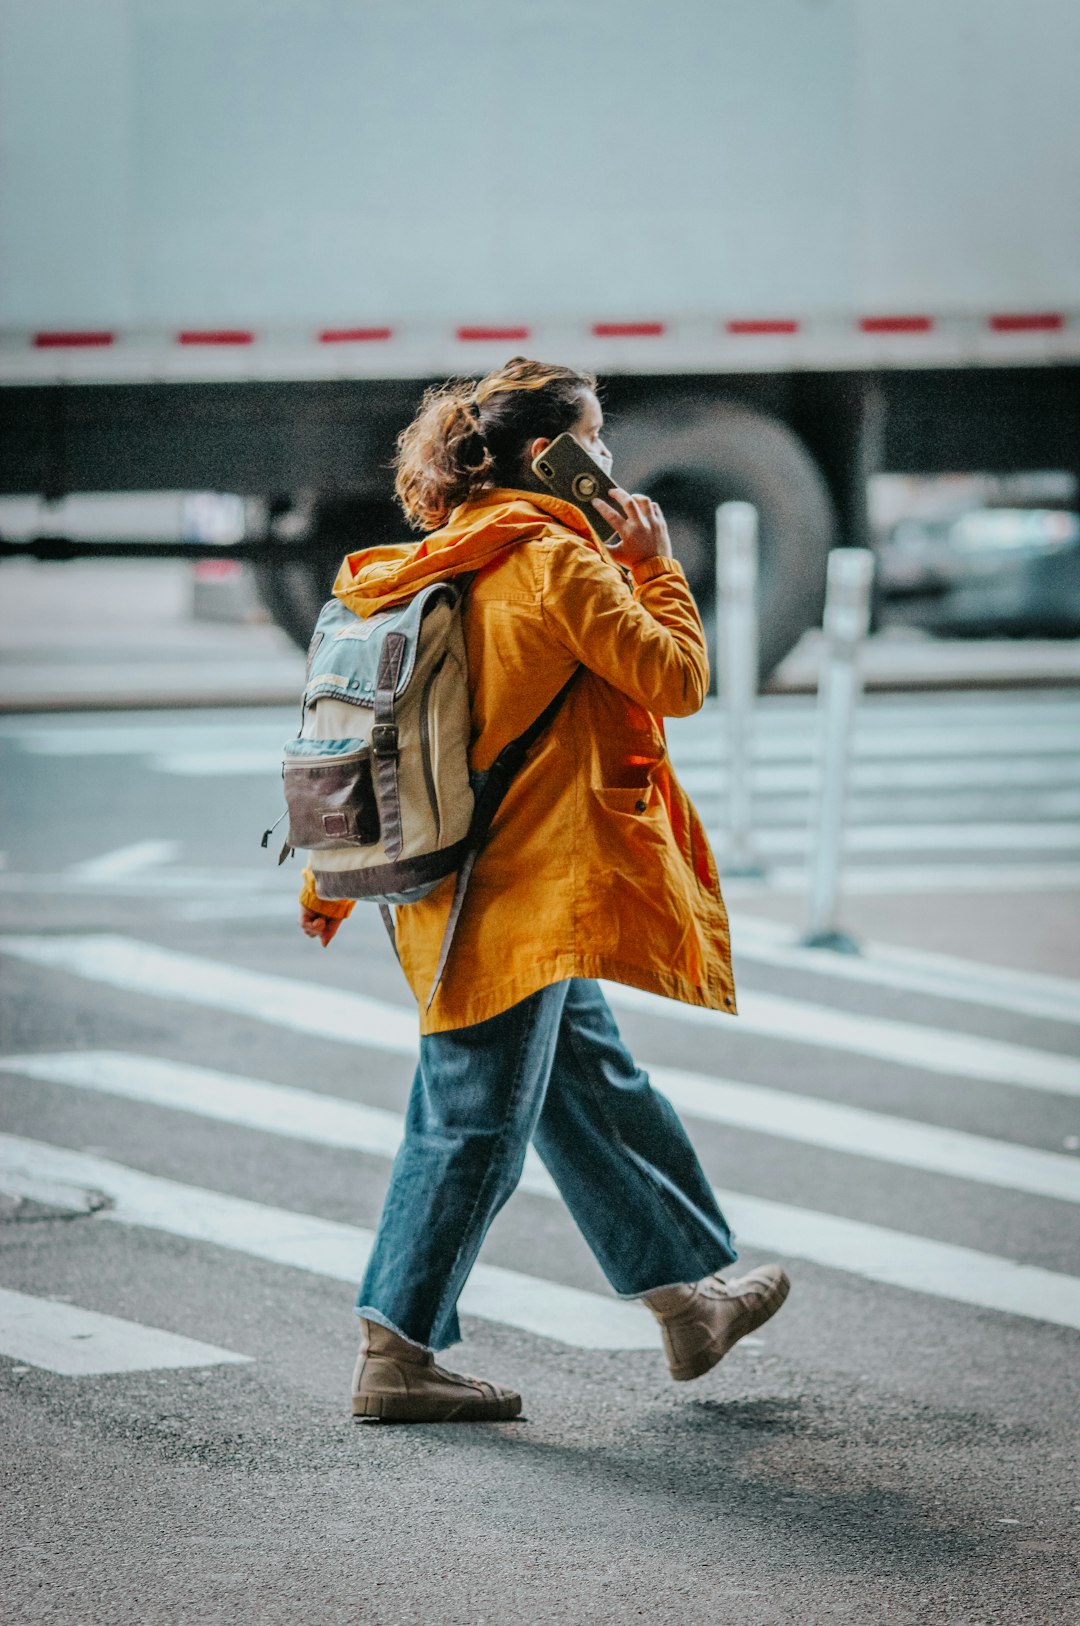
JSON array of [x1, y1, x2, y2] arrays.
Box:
[[371, 723, 399, 760]]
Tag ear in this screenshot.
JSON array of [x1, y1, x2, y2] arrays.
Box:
[[529, 436, 552, 462]]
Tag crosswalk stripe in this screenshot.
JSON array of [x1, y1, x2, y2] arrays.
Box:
[[3, 1130, 1079, 1335], [0, 1135, 656, 1351], [722, 862, 1080, 896], [710, 822, 1080, 856], [66, 840, 181, 881], [0, 1050, 416, 1166], [0, 1286, 252, 1377], [730, 915, 1080, 1026], [719, 789, 1080, 824], [4, 1048, 1078, 1206], [716, 1191, 1080, 1331], [603, 983, 1080, 1098], [154, 751, 283, 777], [652, 1065, 1080, 1204], [0, 933, 416, 1057], [3, 933, 1077, 1097], [679, 759, 1080, 794], [0, 869, 271, 899], [670, 721, 1080, 761]]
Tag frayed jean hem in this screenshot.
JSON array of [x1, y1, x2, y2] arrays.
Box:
[[613, 1245, 738, 1301], [354, 1305, 438, 1356]]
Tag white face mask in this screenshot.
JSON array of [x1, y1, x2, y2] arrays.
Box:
[[572, 393, 613, 477]]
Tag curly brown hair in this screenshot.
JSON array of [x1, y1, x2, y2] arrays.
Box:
[[393, 356, 597, 531]]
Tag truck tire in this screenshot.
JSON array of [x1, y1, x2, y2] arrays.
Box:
[[616, 402, 838, 680], [254, 496, 400, 650]]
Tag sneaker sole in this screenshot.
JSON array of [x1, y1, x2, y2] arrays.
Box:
[[352, 1391, 522, 1423], [669, 1270, 791, 1382]]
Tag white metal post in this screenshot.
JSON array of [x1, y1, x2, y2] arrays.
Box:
[[802, 547, 876, 951], [715, 502, 763, 875]]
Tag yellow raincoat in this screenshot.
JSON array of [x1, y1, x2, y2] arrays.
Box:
[[300, 488, 736, 1033]]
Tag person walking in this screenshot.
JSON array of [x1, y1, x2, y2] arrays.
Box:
[[299, 357, 789, 1421]]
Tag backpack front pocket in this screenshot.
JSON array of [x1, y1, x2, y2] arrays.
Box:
[[283, 739, 381, 849]]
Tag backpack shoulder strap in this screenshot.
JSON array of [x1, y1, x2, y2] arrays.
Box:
[[423, 668, 579, 1010]]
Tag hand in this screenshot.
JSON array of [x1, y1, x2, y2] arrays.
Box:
[[592, 487, 673, 568], [300, 905, 344, 947]]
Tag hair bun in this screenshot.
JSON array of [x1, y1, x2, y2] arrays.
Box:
[[394, 358, 595, 530]]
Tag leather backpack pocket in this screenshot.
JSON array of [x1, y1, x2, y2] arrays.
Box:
[[284, 739, 381, 849]]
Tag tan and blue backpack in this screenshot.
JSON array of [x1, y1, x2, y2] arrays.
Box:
[[265, 579, 574, 1004]]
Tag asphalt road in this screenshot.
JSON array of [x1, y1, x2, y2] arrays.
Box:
[[2, 693, 1079, 1626]]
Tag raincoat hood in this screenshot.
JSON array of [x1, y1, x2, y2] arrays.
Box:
[[332, 488, 600, 617]]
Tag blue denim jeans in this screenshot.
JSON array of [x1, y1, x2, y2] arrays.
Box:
[[357, 978, 737, 1350]]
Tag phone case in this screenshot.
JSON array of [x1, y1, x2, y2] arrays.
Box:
[[530, 433, 623, 543]]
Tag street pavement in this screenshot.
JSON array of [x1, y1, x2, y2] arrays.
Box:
[[1, 690, 1079, 1625]]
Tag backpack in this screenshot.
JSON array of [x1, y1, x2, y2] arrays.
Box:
[[265, 578, 575, 1006]]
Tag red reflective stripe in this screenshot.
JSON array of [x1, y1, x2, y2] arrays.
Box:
[[33, 331, 114, 348], [592, 321, 665, 337], [726, 319, 800, 335], [989, 312, 1064, 333], [859, 315, 933, 334], [177, 330, 254, 345], [456, 325, 530, 341], [193, 559, 243, 580], [318, 327, 393, 342]]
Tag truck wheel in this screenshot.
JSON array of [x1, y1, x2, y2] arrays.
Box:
[[616, 402, 838, 680], [254, 496, 401, 650]]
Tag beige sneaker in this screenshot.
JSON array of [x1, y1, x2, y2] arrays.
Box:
[[644, 1264, 790, 1382], [351, 1319, 522, 1422]]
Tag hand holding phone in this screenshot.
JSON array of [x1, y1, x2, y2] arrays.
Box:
[[531, 433, 672, 566], [592, 487, 673, 569]]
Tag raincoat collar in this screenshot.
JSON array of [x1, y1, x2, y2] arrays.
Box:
[[332, 488, 601, 617]]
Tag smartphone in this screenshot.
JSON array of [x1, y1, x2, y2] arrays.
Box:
[[531, 433, 625, 543]]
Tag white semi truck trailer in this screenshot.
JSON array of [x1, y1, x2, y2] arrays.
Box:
[[2, 0, 1078, 672]]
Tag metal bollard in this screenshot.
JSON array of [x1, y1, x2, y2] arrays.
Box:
[[715, 502, 764, 875], [801, 547, 876, 951]]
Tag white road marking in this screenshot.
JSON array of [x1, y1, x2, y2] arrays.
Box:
[[671, 720, 1080, 762], [0, 933, 417, 1054], [171, 896, 299, 922], [66, 840, 180, 881], [0, 1136, 655, 1351], [730, 914, 1080, 1026], [0, 870, 272, 898], [719, 789, 1080, 824], [716, 822, 1080, 857], [682, 759, 1080, 793], [153, 751, 283, 777], [5, 933, 1074, 1099], [604, 982, 1080, 1098], [3, 1132, 1079, 1335], [650, 1065, 1080, 1205], [721, 862, 1080, 896], [0, 1286, 251, 1377], [0, 1050, 420, 1168], [5, 722, 291, 755], [5, 1048, 1078, 1206], [717, 1190, 1080, 1330]]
